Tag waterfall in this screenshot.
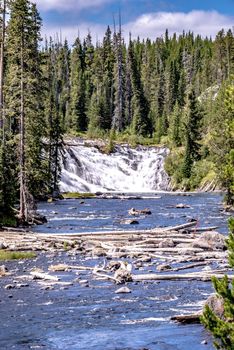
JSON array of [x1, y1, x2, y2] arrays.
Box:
[[60, 141, 170, 193]]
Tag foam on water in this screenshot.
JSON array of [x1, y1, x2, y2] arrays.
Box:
[[60, 143, 170, 193]]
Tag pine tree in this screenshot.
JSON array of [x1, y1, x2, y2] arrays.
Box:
[[44, 38, 63, 196], [210, 79, 234, 205], [70, 37, 87, 132], [25, 3, 49, 199], [5, 0, 38, 221], [84, 32, 94, 119], [128, 37, 152, 137], [182, 87, 202, 178], [5, 0, 54, 221], [102, 26, 114, 131], [214, 30, 228, 84], [56, 39, 70, 132], [0, 0, 17, 222], [201, 217, 234, 350], [112, 23, 125, 132], [170, 101, 182, 146]]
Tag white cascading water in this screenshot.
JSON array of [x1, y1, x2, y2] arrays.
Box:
[[60, 140, 170, 193]]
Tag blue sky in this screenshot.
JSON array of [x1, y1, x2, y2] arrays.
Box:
[[34, 0, 234, 43]]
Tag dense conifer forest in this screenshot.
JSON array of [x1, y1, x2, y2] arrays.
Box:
[[0, 0, 233, 224]]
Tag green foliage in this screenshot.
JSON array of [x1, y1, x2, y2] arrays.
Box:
[[0, 214, 17, 227], [62, 192, 95, 199], [103, 129, 115, 154], [164, 147, 185, 189], [0, 250, 36, 260], [189, 160, 216, 190], [201, 217, 234, 350], [169, 101, 182, 147], [227, 218, 234, 267], [209, 79, 234, 205]]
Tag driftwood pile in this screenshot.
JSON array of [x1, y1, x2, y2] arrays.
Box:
[[0, 221, 233, 324], [0, 221, 231, 284]]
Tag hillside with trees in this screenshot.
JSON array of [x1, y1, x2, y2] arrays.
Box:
[[0, 0, 234, 225]]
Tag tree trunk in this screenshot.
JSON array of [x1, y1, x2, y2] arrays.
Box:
[[0, 0, 6, 133], [19, 33, 26, 222]]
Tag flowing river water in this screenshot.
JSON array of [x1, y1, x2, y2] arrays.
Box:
[[0, 192, 231, 350]]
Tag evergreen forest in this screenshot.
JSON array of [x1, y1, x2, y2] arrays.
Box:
[[0, 0, 234, 225]]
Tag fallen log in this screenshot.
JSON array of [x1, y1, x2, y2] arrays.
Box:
[[171, 313, 202, 324], [30, 271, 60, 281], [92, 270, 119, 283], [157, 221, 197, 232], [188, 226, 218, 233], [167, 261, 212, 272], [132, 273, 234, 282]]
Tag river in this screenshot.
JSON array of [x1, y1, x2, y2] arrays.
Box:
[[0, 192, 231, 350], [34, 192, 228, 235]]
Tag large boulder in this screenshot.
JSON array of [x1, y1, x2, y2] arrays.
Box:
[[158, 238, 175, 248], [114, 262, 133, 284], [92, 247, 106, 257], [191, 231, 226, 251], [115, 286, 131, 294], [114, 268, 132, 283], [0, 265, 7, 277], [120, 219, 139, 225], [0, 242, 8, 249], [204, 294, 224, 319], [128, 208, 152, 216]]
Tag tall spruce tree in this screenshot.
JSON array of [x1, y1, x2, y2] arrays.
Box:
[[70, 37, 87, 132], [102, 26, 114, 131], [0, 0, 17, 222], [210, 79, 234, 205], [112, 23, 125, 132], [5, 0, 48, 221], [182, 87, 202, 178], [128, 37, 152, 137], [44, 39, 63, 196], [56, 39, 70, 132]]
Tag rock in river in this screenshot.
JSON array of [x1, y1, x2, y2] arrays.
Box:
[[115, 286, 131, 294], [192, 231, 226, 251]]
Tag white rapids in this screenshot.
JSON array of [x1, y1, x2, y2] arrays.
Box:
[[60, 141, 170, 193]]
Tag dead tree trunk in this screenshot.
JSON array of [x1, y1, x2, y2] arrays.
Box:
[[19, 33, 27, 223], [0, 0, 6, 133]]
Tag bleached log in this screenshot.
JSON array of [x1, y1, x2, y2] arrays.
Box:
[[68, 265, 94, 271], [92, 270, 119, 283], [30, 271, 60, 281], [132, 273, 234, 282], [156, 221, 197, 232], [167, 261, 211, 271]]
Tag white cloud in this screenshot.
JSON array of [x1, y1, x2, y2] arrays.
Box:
[[124, 10, 234, 40], [40, 10, 234, 45], [34, 0, 112, 12]]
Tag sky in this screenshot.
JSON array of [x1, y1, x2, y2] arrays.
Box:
[[33, 0, 234, 44]]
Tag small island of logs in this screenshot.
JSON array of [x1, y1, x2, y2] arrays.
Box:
[[0, 220, 232, 323]]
